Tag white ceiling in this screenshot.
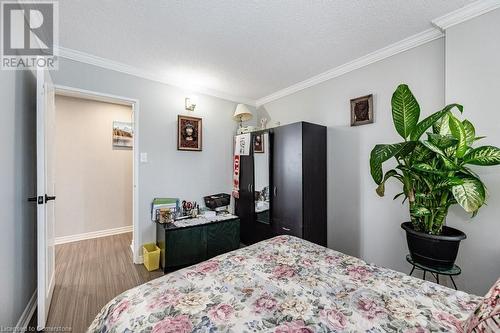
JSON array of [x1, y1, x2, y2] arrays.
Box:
[[59, 0, 474, 103]]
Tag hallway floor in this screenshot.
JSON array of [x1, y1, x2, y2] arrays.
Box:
[[45, 232, 163, 332]]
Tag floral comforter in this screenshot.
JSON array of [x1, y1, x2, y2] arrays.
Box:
[[88, 236, 481, 332]]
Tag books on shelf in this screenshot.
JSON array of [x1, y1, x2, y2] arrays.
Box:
[[151, 198, 179, 222]]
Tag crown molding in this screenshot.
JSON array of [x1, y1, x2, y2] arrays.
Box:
[[255, 28, 443, 106], [432, 0, 500, 31], [57, 0, 495, 109], [57, 46, 256, 106]]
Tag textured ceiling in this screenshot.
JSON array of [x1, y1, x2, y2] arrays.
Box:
[[59, 0, 473, 102]]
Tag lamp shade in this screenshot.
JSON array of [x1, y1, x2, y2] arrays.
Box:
[[233, 104, 253, 122]]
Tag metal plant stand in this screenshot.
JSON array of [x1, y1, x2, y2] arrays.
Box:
[[406, 254, 461, 290]]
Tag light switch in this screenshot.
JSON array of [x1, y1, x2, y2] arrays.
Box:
[[140, 152, 148, 163]]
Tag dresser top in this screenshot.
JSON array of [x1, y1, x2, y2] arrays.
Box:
[[157, 213, 238, 231]]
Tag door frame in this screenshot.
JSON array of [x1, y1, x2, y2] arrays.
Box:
[[53, 84, 142, 263]]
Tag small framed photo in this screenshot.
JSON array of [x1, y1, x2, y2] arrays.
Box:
[[178, 115, 202, 151], [253, 133, 264, 153], [350, 94, 373, 126], [113, 121, 133, 149]]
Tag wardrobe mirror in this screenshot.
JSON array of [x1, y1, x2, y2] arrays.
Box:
[[253, 132, 270, 224]]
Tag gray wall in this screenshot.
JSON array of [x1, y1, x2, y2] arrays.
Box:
[[0, 70, 37, 326], [51, 58, 240, 259], [260, 11, 500, 295], [445, 9, 500, 295], [259, 39, 446, 279]]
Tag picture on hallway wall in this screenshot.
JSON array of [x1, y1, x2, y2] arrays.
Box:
[[112, 121, 133, 148], [178, 115, 202, 151], [350, 94, 373, 126]]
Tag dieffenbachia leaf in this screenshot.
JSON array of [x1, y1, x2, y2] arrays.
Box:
[[451, 178, 486, 213], [464, 146, 500, 166], [433, 177, 465, 191], [463, 119, 475, 146], [440, 155, 460, 170], [411, 104, 463, 141], [370, 142, 414, 184], [415, 192, 432, 200], [448, 113, 468, 158], [410, 205, 431, 217], [392, 84, 420, 139], [427, 133, 458, 149], [421, 140, 447, 158], [393, 192, 405, 201], [410, 142, 433, 163], [433, 113, 451, 136], [412, 163, 448, 175], [461, 166, 481, 179], [376, 169, 400, 197]]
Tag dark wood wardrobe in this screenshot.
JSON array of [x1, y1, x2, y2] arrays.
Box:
[[235, 121, 327, 246]]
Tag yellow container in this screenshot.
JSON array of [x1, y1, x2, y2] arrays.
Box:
[[142, 243, 160, 271]]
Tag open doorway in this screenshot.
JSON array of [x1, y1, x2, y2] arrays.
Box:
[[51, 86, 141, 262], [53, 95, 133, 242], [41, 86, 148, 331]]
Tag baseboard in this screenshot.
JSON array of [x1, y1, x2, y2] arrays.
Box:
[[54, 225, 133, 245], [15, 289, 37, 332], [136, 255, 144, 264], [130, 243, 144, 264]]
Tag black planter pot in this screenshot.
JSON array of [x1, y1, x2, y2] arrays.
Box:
[[401, 222, 466, 270]]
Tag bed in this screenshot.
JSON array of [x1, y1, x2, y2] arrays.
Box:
[[88, 235, 483, 332]]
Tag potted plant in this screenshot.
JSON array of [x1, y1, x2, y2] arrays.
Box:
[[370, 84, 500, 269]]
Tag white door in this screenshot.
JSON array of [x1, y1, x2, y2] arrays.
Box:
[[36, 67, 56, 330]]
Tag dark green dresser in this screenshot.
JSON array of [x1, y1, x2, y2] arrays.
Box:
[[156, 215, 240, 272]]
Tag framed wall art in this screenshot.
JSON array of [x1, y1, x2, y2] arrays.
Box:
[[253, 133, 264, 153], [112, 121, 133, 149], [177, 115, 202, 151], [350, 94, 373, 126]]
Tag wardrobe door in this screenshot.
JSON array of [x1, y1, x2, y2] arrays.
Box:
[[253, 131, 273, 242], [236, 153, 254, 244], [302, 123, 327, 246], [272, 123, 303, 237]]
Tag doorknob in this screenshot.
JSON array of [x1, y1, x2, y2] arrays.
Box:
[[45, 194, 56, 203], [28, 196, 44, 204]]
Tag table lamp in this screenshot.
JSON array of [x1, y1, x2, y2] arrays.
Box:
[[233, 104, 253, 133]]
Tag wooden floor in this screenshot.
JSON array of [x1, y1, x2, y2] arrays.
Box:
[[45, 232, 163, 332]]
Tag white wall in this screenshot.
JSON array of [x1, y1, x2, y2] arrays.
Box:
[[444, 9, 500, 295], [51, 58, 240, 259], [55, 96, 133, 238], [0, 70, 37, 326], [260, 40, 446, 279]]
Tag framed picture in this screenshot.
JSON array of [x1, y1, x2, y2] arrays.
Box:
[[112, 121, 133, 149], [178, 115, 202, 151], [253, 133, 264, 153], [350, 94, 373, 126]]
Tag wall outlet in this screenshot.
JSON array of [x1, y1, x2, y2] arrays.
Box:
[[140, 152, 148, 163]]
